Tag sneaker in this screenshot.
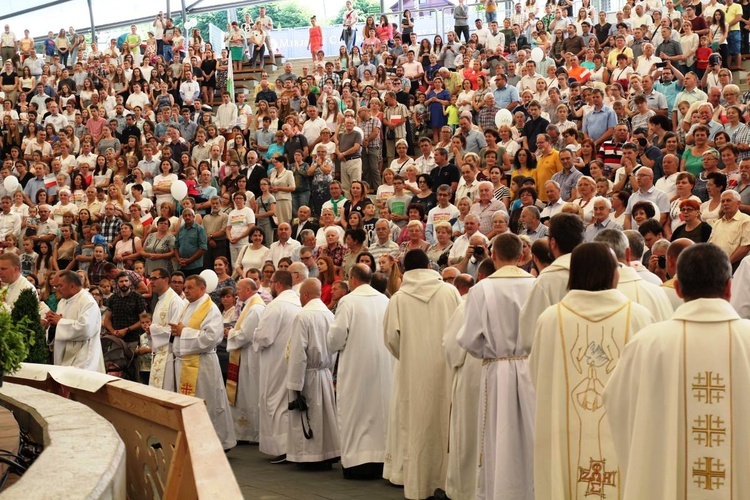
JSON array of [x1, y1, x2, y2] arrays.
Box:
[[270, 454, 287, 464]]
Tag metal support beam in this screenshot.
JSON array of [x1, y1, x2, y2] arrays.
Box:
[[86, 0, 97, 43], [181, 0, 188, 29], [0, 0, 73, 20], [186, 0, 208, 12]]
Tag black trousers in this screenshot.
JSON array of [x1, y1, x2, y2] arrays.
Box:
[[455, 25, 470, 43]]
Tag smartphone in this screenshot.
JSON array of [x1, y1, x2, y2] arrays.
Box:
[[655, 62, 667, 68]]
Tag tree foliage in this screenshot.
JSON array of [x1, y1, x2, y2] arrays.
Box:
[[332, 0, 383, 25], [11, 289, 47, 365], [241, 2, 315, 30]]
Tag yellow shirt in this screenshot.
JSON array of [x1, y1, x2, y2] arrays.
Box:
[[726, 3, 743, 31], [607, 47, 633, 68], [535, 149, 562, 202]]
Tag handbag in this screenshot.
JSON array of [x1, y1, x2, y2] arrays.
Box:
[[261, 197, 278, 228]]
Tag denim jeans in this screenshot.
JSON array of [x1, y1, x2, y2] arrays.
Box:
[[163, 44, 173, 63], [292, 190, 310, 216]]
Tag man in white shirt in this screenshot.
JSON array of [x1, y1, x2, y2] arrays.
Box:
[[267, 223, 301, 267], [300, 106, 327, 149], [43, 102, 69, 134], [179, 71, 200, 107], [624, 166, 671, 229], [125, 83, 150, 111], [414, 138, 436, 174], [215, 92, 238, 133], [654, 153, 679, 199], [426, 185, 460, 244]]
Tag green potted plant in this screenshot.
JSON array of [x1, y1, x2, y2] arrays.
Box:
[[0, 290, 31, 385], [11, 289, 48, 365]]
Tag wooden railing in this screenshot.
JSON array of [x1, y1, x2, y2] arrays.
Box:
[[6, 364, 242, 499]]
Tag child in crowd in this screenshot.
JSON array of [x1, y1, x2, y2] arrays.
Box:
[[20, 238, 38, 276], [24, 205, 39, 238], [444, 94, 460, 132], [135, 311, 153, 385], [3, 234, 19, 255]]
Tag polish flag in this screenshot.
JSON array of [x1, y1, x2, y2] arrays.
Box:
[[44, 177, 56, 188], [140, 213, 153, 226]]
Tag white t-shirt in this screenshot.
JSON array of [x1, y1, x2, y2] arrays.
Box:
[[228, 206, 256, 245], [153, 173, 178, 207]]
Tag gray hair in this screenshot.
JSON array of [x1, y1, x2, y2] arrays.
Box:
[[593, 228, 629, 261], [652, 238, 670, 254], [299, 229, 315, 240], [624, 230, 645, 259], [522, 205, 541, 220], [592, 195, 612, 211]]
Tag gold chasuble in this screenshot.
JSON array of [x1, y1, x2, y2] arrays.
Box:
[[226, 294, 265, 406], [558, 302, 631, 499], [178, 296, 213, 396], [685, 322, 733, 497], [530, 288, 654, 500]]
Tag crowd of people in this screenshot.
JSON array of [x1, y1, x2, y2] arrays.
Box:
[[3, 0, 750, 498]]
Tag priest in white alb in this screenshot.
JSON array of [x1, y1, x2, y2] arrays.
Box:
[[441, 271, 480, 500], [519, 213, 585, 352], [287, 279, 340, 464], [594, 229, 673, 321], [226, 278, 265, 443], [146, 267, 182, 391], [530, 243, 654, 499], [44, 270, 105, 373], [253, 269, 302, 462], [383, 249, 461, 499], [327, 264, 392, 480], [604, 243, 750, 498], [730, 253, 750, 318], [171, 274, 236, 451], [457, 234, 536, 500]]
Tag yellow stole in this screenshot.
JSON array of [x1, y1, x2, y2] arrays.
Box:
[[226, 294, 264, 406], [178, 296, 213, 397]]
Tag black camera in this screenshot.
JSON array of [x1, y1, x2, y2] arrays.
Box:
[[474, 246, 485, 257], [658, 255, 666, 270], [288, 394, 308, 412]]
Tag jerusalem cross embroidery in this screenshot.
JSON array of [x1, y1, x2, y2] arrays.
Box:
[[693, 457, 726, 491], [692, 371, 726, 404], [179, 382, 194, 395], [578, 458, 616, 497], [692, 415, 727, 448]]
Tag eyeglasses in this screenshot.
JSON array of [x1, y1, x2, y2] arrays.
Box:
[[680, 208, 696, 213], [148, 276, 164, 280]]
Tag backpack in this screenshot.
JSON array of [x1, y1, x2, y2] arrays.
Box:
[[101, 334, 137, 381]]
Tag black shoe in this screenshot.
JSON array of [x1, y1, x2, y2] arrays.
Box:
[[270, 454, 287, 464], [433, 488, 451, 500]]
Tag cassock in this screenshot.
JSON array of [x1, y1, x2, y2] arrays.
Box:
[[661, 278, 684, 311], [457, 266, 536, 500], [443, 298, 481, 500], [519, 253, 571, 352], [604, 299, 750, 498], [148, 287, 182, 391], [253, 289, 302, 457], [530, 289, 654, 500], [327, 284, 392, 471], [383, 268, 461, 500], [287, 298, 340, 463], [730, 255, 750, 318], [616, 265, 674, 321], [4, 275, 36, 307], [173, 294, 237, 450], [226, 293, 265, 442], [54, 288, 105, 372]]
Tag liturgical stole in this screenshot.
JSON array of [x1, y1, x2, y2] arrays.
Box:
[[178, 296, 213, 397], [149, 292, 177, 390], [226, 294, 264, 406], [684, 321, 733, 498]]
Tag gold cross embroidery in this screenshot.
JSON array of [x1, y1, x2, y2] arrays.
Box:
[[578, 458, 617, 497], [693, 457, 726, 491], [692, 415, 727, 448], [692, 371, 726, 405]]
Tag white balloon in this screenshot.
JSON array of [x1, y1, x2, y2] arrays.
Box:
[[3, 176, 19, 192], [171, 180, 188, 201], [200, 270, 219, 294], [495, 108, 513, 128], [530, 47, 544, 64]]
